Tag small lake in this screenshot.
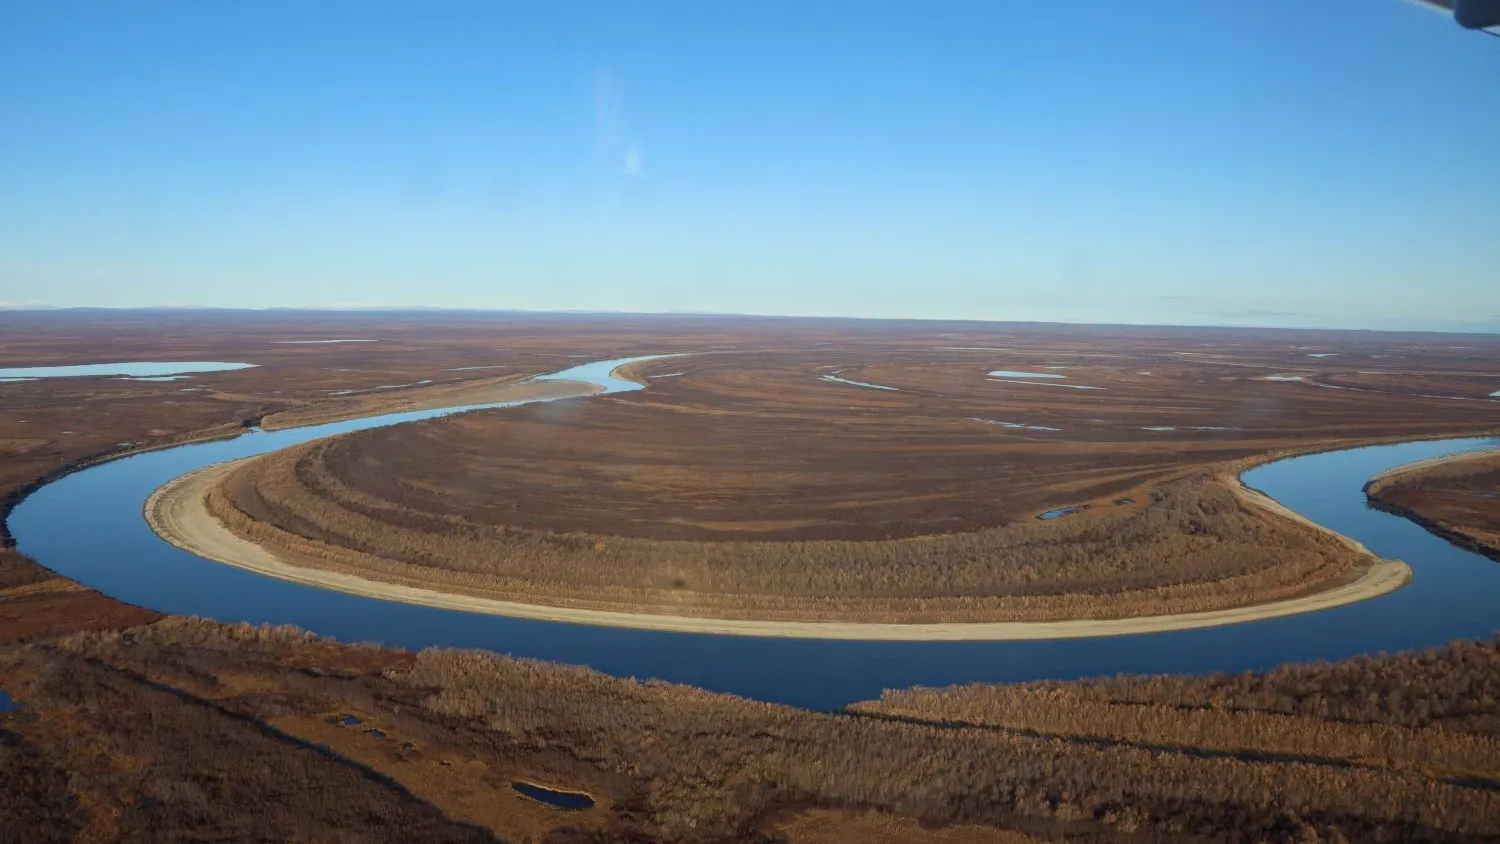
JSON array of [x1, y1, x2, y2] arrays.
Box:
[[7, 355, 1500, 710], [988, 370, 1066, 379], [0, 689, 17, 713], [0, 361, 258, 381], [511, 781, 595, 810]]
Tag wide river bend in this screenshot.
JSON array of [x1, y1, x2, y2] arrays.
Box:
[[9, 356, 1500, 708]]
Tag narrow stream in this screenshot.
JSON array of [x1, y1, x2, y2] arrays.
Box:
[[7, 355, 1499, 709]]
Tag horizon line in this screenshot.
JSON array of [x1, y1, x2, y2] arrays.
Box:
[[1, 304, 1499, 336]]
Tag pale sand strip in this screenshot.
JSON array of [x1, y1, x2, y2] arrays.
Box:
[[145, 459, 1412, 641]]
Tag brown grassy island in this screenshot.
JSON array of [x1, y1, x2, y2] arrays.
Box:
[[1366, 448, 1500, 561], [5, 615, 1499, 843], [148, 345, 1448, 631], [149, 455, 1411, 637]]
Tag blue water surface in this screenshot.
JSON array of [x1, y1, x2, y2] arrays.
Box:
[[0, 361, 257, 380]]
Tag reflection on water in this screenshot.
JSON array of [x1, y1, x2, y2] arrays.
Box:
[[0, 361, 257, 380], [7, 353, 1500, 709]]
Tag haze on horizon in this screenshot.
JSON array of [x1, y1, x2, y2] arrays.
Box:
[[1, 0, 1497, 332]]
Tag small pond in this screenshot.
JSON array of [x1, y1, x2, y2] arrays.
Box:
[[511, 781, 596, 810], [988, 370, 1067, 379]]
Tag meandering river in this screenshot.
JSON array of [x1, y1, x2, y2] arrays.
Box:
[[8, 355, 1499, 709]]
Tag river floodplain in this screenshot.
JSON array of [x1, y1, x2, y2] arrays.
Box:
[[6, 313, 1500, 708]]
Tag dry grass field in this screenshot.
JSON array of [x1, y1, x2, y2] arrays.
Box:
[[206, 461, 1388, 624], [4, 311, 1500, 842], [3, 618, 1499, 843]]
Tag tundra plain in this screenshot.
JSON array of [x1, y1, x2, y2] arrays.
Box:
[[195, 322, 1500, 624], [3, 310, 1500, 843]]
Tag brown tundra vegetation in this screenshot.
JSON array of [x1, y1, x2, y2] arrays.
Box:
[[1366, 449, 1500, 562], [6, 313, 1500, 842], [3, 618, 1500, 843], [182, 325, 1500, 623], [219, 342, 1500, 542], [209, 455, 1375, 622]]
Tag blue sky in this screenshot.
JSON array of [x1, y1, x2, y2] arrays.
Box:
[[1, 0, 1497, 329]]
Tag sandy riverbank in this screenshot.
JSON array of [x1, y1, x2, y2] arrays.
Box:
[[145, 457, 1411, 641]]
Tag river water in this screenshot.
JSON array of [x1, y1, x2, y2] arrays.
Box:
[[7, 356, 1499, 709]]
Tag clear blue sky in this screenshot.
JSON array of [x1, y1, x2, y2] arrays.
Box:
[[1, 1, 1496, 329]]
